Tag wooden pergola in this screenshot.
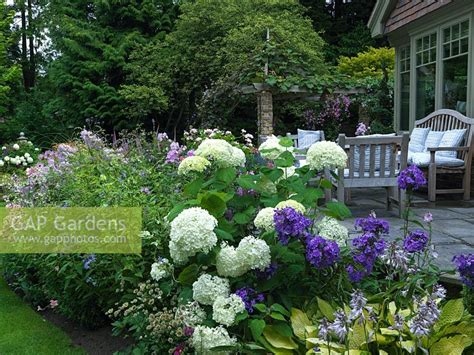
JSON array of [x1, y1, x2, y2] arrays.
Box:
[[239, 83, 366, 139]]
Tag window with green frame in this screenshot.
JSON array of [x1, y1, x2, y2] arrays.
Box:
[[399, 45, 410, 130], [442, 20, 469, 114], [415, 32, 437, 119]]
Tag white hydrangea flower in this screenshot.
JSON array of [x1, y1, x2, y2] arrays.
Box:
[[178, 156, 211, 175], [0, 160, 4, 167], [228, 146, 246, 167], [317, 217, 349, 246], [237, 236, 271, 271], [212, 294, 245, 326], [216, 243, 247, 278], [176, 301, 207, 327], [253, 207, 275, 232], [169, 207, 218, 264], [193, 274, 230, 306], [306, 141, 347, 171], [275, 199, 306, 214], [26, 157, 33, 163], [195, 139, 241, 167], [12, 143, 20, 150], [258, 135, 287, 160], [192, 325, 237, 354], [150, 258, 173, 282]]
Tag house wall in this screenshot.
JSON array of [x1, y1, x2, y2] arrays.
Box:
[[387, 0, 474, 132]]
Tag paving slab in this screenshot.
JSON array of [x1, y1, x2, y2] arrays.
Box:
[[338, 188, 474, 272]]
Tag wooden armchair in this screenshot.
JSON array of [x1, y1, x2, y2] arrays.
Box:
[[414, 109, 474, 201], [335, 133, 410, 217]]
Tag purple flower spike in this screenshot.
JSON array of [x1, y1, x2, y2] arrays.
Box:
[[354, 214, 389, 235], [453, 254, 474, 289], [234, 287, 265, 313], [398, 165, 427, 190], [306, 235, 340, 269], [403, 229, 429, 253], [274, 207, 312, 245]]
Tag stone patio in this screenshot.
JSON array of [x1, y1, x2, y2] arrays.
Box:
[[339, 188, 474, 282]]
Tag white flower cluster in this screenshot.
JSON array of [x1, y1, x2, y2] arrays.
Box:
[[258, 135, 287, 160], [150, 258, 173, 282], [216, 236, 271, 277], [1, 152, 34, 167], [253, 207, 275, 232], [194, 139, 246, 167], [241, 129, 254, 147], [192, 274, 230, 306], [176, 301, 207, 327], [306, 141, 347, 171], [275, 199, 306, 214], [178, 156, 211, 175], [192, 325, 237, 355], [169, 207, 218, 264], [212, 294, 245, 326], [317, 217, 349, 246]]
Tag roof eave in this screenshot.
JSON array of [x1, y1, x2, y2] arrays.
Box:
[[367, 0, 398, 38]]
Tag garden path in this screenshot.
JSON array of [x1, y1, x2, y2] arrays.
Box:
[[339, 188, 474, 282]]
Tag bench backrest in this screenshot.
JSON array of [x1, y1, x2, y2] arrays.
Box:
[[415, 109, 474, 162], [338, 133, 409, 180]]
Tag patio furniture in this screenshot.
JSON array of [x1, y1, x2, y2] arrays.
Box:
[[335, 133, 410, 217], [412, 109, 474, 202], [286, 129, 325, 150]]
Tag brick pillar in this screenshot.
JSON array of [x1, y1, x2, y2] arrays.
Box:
[[257, 90, 274, 141]]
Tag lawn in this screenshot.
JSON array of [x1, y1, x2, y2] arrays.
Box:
[[0, 275, 85, 355]]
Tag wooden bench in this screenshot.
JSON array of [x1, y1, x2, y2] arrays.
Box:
[[414, 109, 474, 202], [335, 133, 409, 217]]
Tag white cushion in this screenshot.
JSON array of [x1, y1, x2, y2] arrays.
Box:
[[297, 129, 321, 149], [408, 152, 465, 167], [424, 131, 444, 152], [409, 127, 430, 151], [353, 133, 396, 171], [409, 143, 424, 153], [437, 129, 466, 158]]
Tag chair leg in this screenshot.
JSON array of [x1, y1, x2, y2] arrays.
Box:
[[345, 189, 352, 203], [463, 170, 471, 201], [428, 163, 437, 202], [337, 182, 345, 203]]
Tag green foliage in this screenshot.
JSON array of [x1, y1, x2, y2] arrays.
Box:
[[0, 2, 21, 117], [337, 47, 395, 80], [125, 0, 327, 130], [41, 0, 179, 131]]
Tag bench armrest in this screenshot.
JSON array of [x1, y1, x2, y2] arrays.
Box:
[[427, 146, 469, 152]]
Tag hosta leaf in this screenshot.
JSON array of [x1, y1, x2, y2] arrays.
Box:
[[263, 325, 298, 349], [435, 299, 464, 331], [430, 334, 472, 355], [290, 308, 312, 340], [348, 320, 367, 349], [317, 297, 336, 321]]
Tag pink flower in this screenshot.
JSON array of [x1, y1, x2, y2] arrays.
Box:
[[424, 212, 433, 223], [49, 299, 59, 309]]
